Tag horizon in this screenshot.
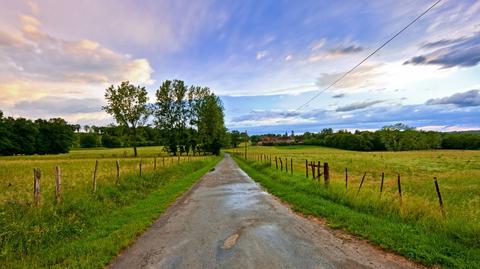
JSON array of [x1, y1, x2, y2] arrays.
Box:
[[1, 0, 480, 133]]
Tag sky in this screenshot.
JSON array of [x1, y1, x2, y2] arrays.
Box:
[[1, 0, 480, 134]]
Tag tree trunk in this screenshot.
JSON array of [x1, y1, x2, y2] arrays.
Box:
[[132, 126, 138, 157]]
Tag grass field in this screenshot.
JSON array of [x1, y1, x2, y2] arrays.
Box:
[[0, 146, 206, 204], [230, 145, 480, 268], [0, 146, 220, 268]]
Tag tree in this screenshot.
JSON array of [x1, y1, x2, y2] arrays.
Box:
[[35, 118, 74, 154], [103, 81, 150, 157], [230, 130, 241, 148], [80, 133, 98, 148], [197, 94, 226, 155]]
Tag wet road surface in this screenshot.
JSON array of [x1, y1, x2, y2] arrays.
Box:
[[109, 154, 421, 269]]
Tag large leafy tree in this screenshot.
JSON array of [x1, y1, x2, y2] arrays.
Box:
[[103, 81, 149, 157], [196, 94, 226, 155]]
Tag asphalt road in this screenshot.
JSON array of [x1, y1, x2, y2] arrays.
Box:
[[109, 154, 421, 269]]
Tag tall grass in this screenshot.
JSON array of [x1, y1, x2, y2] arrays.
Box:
[[0, 147, 220, 268], [230, 146, 480, 268]]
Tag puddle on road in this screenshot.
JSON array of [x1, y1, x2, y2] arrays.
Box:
[[221, 183, 265, 210]]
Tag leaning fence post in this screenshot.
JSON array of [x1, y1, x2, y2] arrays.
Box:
[[397, 174, 402, 206], [324, 162, 330, 186], [433, 177, 446, 219], [33, 168, 41, 206], [305, 160, 308, 178], [345, 168, 348, 189], [356, 172, 367, 197], [116, 160, 120, 185], [55, 165, 62, 203], [280, 158, 283, 171], [379, 172, 385, 198], [93, 160, 98, 193]]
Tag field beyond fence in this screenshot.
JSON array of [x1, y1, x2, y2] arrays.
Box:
[[228, 145, 480, 267]]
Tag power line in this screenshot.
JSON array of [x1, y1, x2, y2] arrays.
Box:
[[296, 0, 442, 111]]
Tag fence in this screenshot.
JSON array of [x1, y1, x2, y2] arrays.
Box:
[[28, 155, 212, 207], [231, 151, 447, 219]]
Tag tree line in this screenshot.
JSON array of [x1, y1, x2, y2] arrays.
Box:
[[249, 123, 480, 151], [0, 79, 227, 156], [0, 111, 75, 155], [103, 80, 227, 156]]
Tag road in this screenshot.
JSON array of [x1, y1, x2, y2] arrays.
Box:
[[109, 154, 421, 269]]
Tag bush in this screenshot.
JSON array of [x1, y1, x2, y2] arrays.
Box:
[[101, 135, 122, 148], [79, 134, 98, 148]]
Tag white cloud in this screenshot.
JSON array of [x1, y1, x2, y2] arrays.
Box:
[[285, 54, 293, 61], [256, 50, 268, 60]]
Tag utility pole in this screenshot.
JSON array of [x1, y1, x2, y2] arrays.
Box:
[[244, 130, 248, 159]]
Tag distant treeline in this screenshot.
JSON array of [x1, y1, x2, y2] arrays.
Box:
[[0, 79, 229, 156], [0, 111, 74, 155], [248, 123, 480, 151]]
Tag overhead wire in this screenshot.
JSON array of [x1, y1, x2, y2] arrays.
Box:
[[296, 0, 443, 111]]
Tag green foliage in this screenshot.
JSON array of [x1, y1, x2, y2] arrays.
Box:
[[103, 81, 150, 157], [0, 112, 74, 155], [442, 132, 480, 149], [229, 130, 241, 148], [295, 124, 475, 151], [79, 133, 98, 148], [154, 80, 227, 156], [100, 134, 122, 148]]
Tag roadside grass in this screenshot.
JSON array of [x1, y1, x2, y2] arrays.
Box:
[[232, 152, 480, 268], [0, 154, 221, 268]]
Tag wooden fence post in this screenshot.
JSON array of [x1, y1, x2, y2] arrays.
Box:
[[275, 157, 278, 170], [33, 168, 41, 206], [324, 162, 329, 186], [305, 160, 308, 178], [290, 158, 293, 175], [356, 172, 367, 197], [116, 160, 120, 185], [280, 158, 283, 171], [433, 177, 446, 219], [345, 168, 348, 189], [285, 158, 288, 173], [139, 158, 143, 177], [154, 157, 157, 171], [379, 172, 384, 198], [55, 165, 61, 203], [93, 160, 98, 193], [317, 161, 322, 181], [311, 162, 315, 179], [270, 155, 272, 167], [397, 174, 402, 206]]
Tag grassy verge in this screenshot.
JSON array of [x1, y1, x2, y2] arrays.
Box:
[[0, 156, 221, 268], [232, 155, 479, 268]]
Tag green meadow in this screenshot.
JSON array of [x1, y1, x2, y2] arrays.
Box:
[[0, 146, 220, 268], [230, 145, 480, 268]]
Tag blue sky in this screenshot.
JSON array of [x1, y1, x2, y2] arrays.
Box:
[[1, 0, 479, 134]]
